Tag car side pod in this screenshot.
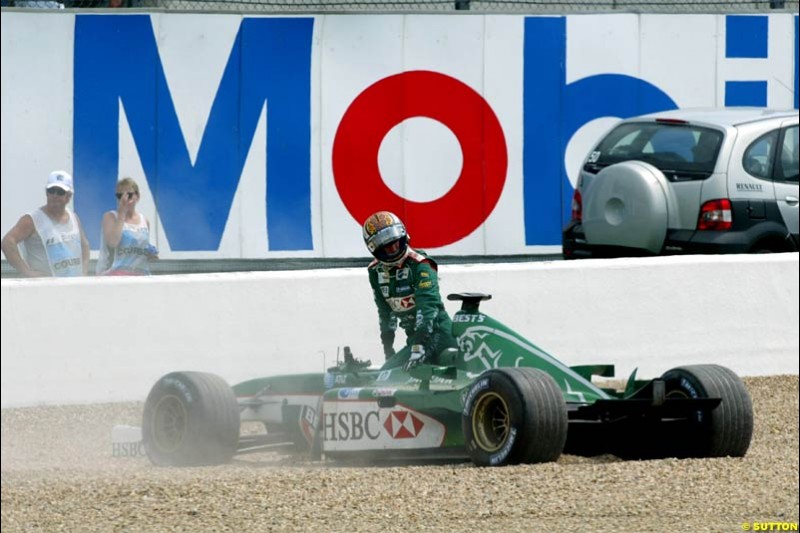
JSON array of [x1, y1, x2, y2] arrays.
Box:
[[461, 367, 568, 467], [407, 363, 458, 391]]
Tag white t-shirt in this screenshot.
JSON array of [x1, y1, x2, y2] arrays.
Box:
[[24, 207, 83, 277]]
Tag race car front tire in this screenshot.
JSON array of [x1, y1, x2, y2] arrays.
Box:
[[143, 371, 240, 466], [462, 368, 568, 467]]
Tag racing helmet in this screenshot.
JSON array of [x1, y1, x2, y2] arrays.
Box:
[[362, 211, 409, 266]]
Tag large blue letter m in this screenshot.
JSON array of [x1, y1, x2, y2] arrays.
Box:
[[74, 15, 313, 251]]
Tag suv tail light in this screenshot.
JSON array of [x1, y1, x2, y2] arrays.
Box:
[[697, 199, 732, 230], [571, 188, 583, 222]]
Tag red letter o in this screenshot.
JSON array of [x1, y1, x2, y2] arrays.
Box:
[[333, 70, 507, 248]]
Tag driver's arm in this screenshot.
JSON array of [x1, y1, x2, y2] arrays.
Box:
[[1, 214, 44, 277], [410, 262, 441, 352], [369, 269, 397, 357]]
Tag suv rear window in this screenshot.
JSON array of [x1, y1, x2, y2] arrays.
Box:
[[584, 122, 724, 180]]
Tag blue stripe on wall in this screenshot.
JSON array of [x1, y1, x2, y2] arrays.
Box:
[[523, 17, 566, 246], [795, 16, 799, 109], [726, 15, 768, 59], [725, 81, 768, 107]]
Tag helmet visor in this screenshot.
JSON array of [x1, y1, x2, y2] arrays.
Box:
[[365, 224, 406, 253], [373, 236, 407, 263]]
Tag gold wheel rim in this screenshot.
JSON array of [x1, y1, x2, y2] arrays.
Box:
[[472, 391, 510, 452]]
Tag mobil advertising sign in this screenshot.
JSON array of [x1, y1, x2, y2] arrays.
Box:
[[1, 12, 797, 258]]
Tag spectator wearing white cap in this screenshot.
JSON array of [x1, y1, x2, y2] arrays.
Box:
[[1, 170, 90, 277]]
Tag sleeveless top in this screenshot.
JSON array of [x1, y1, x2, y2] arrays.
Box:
[[96, 211, 152, 275], [24, 207, 83, 277]]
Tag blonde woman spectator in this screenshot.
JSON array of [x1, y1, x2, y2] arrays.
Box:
[[96, 177, 158, 275]]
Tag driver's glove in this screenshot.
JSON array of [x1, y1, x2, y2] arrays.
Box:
[[404, 345, 427, 371]]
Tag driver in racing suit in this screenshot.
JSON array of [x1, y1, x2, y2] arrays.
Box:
[[362, 211, 458, 371]]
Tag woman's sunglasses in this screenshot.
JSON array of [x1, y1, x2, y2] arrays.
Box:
[[46, 187, 67, 196], [115, 192, 137, 200]]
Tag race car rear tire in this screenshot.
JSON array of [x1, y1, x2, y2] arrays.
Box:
[[462, 368, 567, 467], [659, 364, 753, 458], [143, 371, 240, 466]]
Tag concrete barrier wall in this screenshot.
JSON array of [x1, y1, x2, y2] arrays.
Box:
[[2, 254, 797, 407]]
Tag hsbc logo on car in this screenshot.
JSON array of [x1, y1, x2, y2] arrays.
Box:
[[322, 409, 424, 441], [323, 410, 381, 442], [322, 403, 446, 452]]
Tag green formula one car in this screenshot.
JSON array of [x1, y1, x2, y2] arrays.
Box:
[[142, 293, 753, 467]]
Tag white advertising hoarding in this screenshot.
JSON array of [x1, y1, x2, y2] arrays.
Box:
[[1, 12, 797, 259]]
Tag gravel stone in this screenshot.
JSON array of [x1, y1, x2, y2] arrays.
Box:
[[2, 375, 797, 532]]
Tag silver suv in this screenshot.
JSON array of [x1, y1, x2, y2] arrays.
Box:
[[563, 108, 799, 258]]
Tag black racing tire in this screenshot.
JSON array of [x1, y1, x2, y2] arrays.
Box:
[[462, 368, 567, 467], [143, 371, 240, 466], [660, 364, 753, 458]]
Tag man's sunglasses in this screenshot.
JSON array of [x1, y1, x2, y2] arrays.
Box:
[[115, 192, 137, 200], [46, 187, 67, 196]]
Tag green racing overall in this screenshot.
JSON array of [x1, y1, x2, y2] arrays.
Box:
[[368, 248, 458, 370]]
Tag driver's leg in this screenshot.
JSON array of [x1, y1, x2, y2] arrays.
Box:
[[380, 345, 411, 371], [434, 329, 459, 356]]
